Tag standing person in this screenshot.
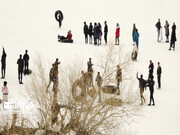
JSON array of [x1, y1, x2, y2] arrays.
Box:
[[157, 62, 162, 89], [164, 20, 169, 43], [96, 72, 102, 103], [89, 22, 93, 44], [96, 23, 100, 45], [137, 72, 146, 105], [23, 50, 30, 75], [1, 47, 6, 79], [84, 22, 89, 44], [133, 29, 140, 49], [87, 58, 94, 73], [155, 19, 162, 42], [93, 23, 97, 45], [146, 76, 155, 106], [17, 54, 24, 84], [46, 64, 55, 92], [1, 81, 8, 102], [115, 23, 120, 45], [104, 21, 108, 44], [148, 60, 154, 79], [169, 23, 177, 51], [98, 23, 102, 45], [132, 23, 137, 41], [116, 65, 122, 95]]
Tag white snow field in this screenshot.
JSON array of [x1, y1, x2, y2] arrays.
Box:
[[0, 0, 180, 134]]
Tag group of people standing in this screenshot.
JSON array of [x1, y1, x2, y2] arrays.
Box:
[[155, 19, 177, 50], [83, 21, 107, 45], [137, 60, 162, 106]]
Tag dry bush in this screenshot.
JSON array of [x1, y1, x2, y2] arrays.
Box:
[[0, 44, 141, 135]]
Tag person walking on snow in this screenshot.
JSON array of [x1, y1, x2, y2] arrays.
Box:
[[146, 76, 155, 106], [164, 20, 169, 43], [132, 23, 137, 41], [47, 64, 55, 92], [84, 22, 89, 44], [148, 60, 154, 79], [104, 21, 108, 44], [169, 23, 177, 51], [137, 72, 146, 105], [155, 19, 162, 42], [133, 29, 140, 49], [98, 23, 102, 45], [17, 54, 24, 84], [1, 47, 6, 79], [89, 22, 93, 44], [23, 50, 30, 75], [96, 72, 102, 103], [157, 62, 162, 89], [115, 23, 120, 45]]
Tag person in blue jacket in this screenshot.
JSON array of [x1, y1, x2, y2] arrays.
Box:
[[133, 29, 140, 49]]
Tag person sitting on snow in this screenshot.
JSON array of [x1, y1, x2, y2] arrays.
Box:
[[58, 30, 73, 43]]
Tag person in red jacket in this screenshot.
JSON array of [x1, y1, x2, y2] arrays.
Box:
[[115, 23, 120, 45], [58, 30, 73, 43]]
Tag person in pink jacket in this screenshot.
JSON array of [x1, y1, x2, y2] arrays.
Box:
[[2, 81, 8, 102], [115, 23, 120, 45]]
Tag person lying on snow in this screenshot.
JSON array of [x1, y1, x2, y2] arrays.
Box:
[[58, 30, 73, 43]]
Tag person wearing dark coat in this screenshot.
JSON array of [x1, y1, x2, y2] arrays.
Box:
[[84, 22, 89, 44], [104, 21, 108, 44], [55, 10, 63, 28], [164, 20, 169, 43], [58, 30, 73, 43], [132, 23, 136, 41], [137, 72, 146, 105], [87, 58, 94, 73], [93, 23, 97, 45], [157, 62, 162, 89], [148, 60, 154, 79], [1, 48, 6, 79], [17, 54, 24, 84], [89, 23, 93, 44], [155, 19, 162, 42], [23, 50, 29, 75], [146, 76, 155, 106], [96, 23, 101, 45], [169, 23, 177, 51]]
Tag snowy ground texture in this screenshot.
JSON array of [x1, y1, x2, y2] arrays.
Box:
[[0, 0, 180, 134]]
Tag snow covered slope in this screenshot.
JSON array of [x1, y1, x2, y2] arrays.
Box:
[[0, 0, 180, 134]]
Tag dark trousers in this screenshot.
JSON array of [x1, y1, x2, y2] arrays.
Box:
[[94, 34, 97, 45], [157, 75, 161, 88], [58, 21, 62, 28], [85, 34, 88, 43], [18, 70, 23, 83], [148, 72, 153, 79], [149, 89, 155, 104], [1, 66, 6, 78], [104, 33, 107, 44], [89, 35, 92, 44], [115, 37, 119, 45], [24, 62, 29, 75], [166, 35, 169, 42]]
